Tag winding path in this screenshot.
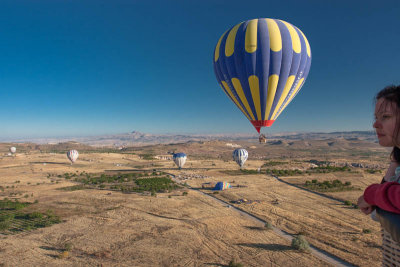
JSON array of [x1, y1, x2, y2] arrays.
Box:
[[270, 175, 355, 205], [170, 173, 356, 267]]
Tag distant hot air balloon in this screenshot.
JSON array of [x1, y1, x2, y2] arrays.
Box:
[[9, 147, 16, 154], [67, 149, 79, 164], [232, 148, 248, 168], [213, 18, 311, 134], [173, 153, 187, 169]]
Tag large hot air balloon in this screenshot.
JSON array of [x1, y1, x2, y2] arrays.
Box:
[[67, 149, 79, 164], [213, 18, 311, 133], [9, 147, 16, 154], [173, 153, 187, 169], [232, 148, 248, 168]]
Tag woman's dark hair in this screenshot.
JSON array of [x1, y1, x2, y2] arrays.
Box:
[[376, 85, 400, 163]]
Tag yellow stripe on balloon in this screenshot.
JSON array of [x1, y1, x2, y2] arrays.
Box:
[[280, 20, 301, 53], [214, 31, 227, 62], [275, 78, 304, 119], [265, 19, 281, 52], [298, 28, 311, 58], [225, 23, 242, 57], [221, 81, 251, 121], [232, 78, 256, 120], [271, 75, 295, 120], [248, 75, 262, 120], [245, 19, 258, 53], [265, 74, 279, 119]]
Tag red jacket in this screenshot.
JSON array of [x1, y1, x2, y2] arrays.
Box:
[[364, 182, 400, 214]]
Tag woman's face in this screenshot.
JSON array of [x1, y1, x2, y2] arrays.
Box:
[[373, 98, 400, 147]]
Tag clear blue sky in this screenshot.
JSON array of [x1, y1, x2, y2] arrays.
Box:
[[1, 0, 400, 138]]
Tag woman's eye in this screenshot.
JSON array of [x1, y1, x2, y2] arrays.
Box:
[[374, 114, 392, 120]]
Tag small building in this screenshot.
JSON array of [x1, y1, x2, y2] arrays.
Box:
[[154, 155, 172, 160]]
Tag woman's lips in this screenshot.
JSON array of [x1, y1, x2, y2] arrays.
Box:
[[377, 133, 385, 138]]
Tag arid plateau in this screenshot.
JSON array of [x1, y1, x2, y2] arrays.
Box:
[[0, 135, 391, 266]]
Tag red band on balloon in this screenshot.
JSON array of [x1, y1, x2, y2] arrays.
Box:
[[251, 120, 275, 133]]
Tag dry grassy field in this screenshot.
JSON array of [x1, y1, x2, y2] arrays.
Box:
[[0, 139, 391, 266]]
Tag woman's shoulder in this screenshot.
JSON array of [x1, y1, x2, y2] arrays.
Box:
[[387, 166, 400, 183]]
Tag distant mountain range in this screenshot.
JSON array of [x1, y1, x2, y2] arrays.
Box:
[[1, 130, 378, 147]]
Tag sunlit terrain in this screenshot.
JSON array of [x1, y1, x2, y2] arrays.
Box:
[[0, 138, 390, 266]]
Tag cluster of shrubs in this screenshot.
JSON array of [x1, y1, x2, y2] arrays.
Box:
[[74, 171, 165, 185], [59, 171, 180, 194], [304, 179, 357, 192], [228, 260, 243, 267], [63, 172, 78, 179], [0, 199, 29, 210], [107, 177, 180, 193], [141, 154, 155, 160], [266, 169, 303, 176], [221, 169, 260, 176], [308, 166, 351, 173], [291, 235, 310, 252], [59, 185, 87, 191], [266, 165, 351, 177], [0, 199, 60, 233], [135, 177, 179, 192], [239, 169, 260, 174], [262, 161, 286, 167]]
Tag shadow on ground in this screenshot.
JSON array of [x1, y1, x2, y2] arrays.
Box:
[[30, 162, 69, 165], [244, 226, 268, 231], [238, 243, 292, 251]]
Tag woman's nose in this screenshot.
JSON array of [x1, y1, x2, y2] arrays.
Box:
[[373, 120, 380, 128]]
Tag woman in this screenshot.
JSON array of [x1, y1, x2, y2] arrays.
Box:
[[358, 85, 400, 266]]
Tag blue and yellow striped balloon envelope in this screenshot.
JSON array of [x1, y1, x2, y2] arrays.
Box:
[[213, 18, 311, 133]]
